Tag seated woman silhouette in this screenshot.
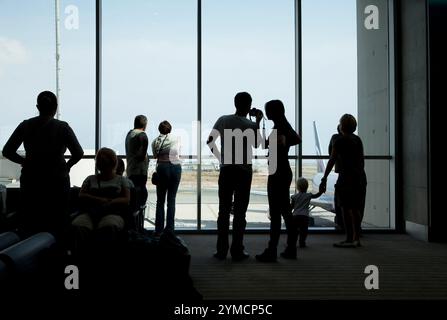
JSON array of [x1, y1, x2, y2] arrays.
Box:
[[72, 148, 131, 252]]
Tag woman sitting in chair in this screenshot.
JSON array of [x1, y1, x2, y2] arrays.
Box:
[[72, 148, 131, 252]]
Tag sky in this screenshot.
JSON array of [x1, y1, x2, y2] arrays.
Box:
[[0, 0, 358, 157]]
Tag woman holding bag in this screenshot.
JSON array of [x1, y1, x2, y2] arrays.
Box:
[[151, 121, 182, 236]]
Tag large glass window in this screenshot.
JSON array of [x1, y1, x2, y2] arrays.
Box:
[[102, 0, 197, 230], [60, 0, 96, 155], [301, 0, 393, 228], [0, 1, 55, 148], [0, 1, 55, 185], [302, 0, 358, 155], [301, 0, 358, 227], [0, 0, 396, 231]]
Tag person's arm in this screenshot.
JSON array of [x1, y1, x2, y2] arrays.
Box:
[[207, 118, 222, 162], [320, 145, 337, 193], [78, 179, 109, 205], [328, 135, 336, 155], [108, 185, 131, 207], [207, 133, 221, 161], [287, 124, 301, 147], [290, 196, 296, 209], [79, 192, 109, 205], [151, 139, 157, 158], [2, 122, 26, 166], [311, 190, 324, 199], [136, 132, 149, 162], [253, 113, 263, 148], [64, 124, 84, 170]]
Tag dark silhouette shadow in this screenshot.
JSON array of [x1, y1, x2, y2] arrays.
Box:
[[125, 115, 149, 207], [152, 120, 182, 236], [207, 92, 263, 261], [2, 91, 84, 242], [320, 114, 367, 248], [328, 125, 344, 230], [255, 100, 301, 262], [283, 177, 324, 258], [71, 148, 131, 256]]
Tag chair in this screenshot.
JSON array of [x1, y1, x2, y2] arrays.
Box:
[[0, 232, 56, 274], [0, 232, 20, 251]]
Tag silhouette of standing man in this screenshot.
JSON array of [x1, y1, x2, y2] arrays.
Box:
[[207, 92, 263, 261], [125, 115, 149, 207], [2, 91, 84, 239]]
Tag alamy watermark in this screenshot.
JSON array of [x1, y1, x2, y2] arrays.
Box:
[[364, 265, 379, 290], [64, 4, 79, 30], [62, 4, 380, 31], [364, 5, 380, 30], [64, 264, 79, 290]]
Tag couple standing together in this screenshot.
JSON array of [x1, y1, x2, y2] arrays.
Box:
[[207, 92, 301, 262], [126, 116, 181, 236]]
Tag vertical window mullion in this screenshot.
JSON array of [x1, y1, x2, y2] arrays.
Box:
[[295, 0, 303, 181], [197, 0, 202, 231], [95, 0, 102, 154]]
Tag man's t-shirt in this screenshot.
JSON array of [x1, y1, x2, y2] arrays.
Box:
[[125, 129, 149, 177], [212, 114, 259, 169], [3, 116, 83, 180]]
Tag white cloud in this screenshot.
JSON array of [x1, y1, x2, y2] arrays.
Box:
[[0, 37, 29, 77]]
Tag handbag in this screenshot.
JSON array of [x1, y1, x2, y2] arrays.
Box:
[[151, 171, 160, 186], [151, 135, 168, 185]]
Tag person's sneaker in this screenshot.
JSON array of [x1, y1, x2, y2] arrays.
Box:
[[231, 251, 249, 261], [255, 249, 277, 262], [280, 250, 297, 260], [333, 241, 356, 248], [213, 251, 227, 260], [353, 240, 362, 247]]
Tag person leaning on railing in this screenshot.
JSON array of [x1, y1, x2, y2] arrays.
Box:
[[2, 91, 83, 241]]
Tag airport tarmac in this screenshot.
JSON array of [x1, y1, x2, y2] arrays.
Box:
[[143, 188, 337, 230]]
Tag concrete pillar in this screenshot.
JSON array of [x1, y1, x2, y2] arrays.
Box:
[[357, 0, 392, 228]]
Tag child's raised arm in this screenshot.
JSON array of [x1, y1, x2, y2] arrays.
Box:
[[311, 186, 325, 199]]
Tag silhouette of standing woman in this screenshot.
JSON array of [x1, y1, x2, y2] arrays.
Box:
[[256, 100, 301, 262], [2, 91, 84, 239], [320, 114, 367, 248], [152, 121, 182, 236]]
